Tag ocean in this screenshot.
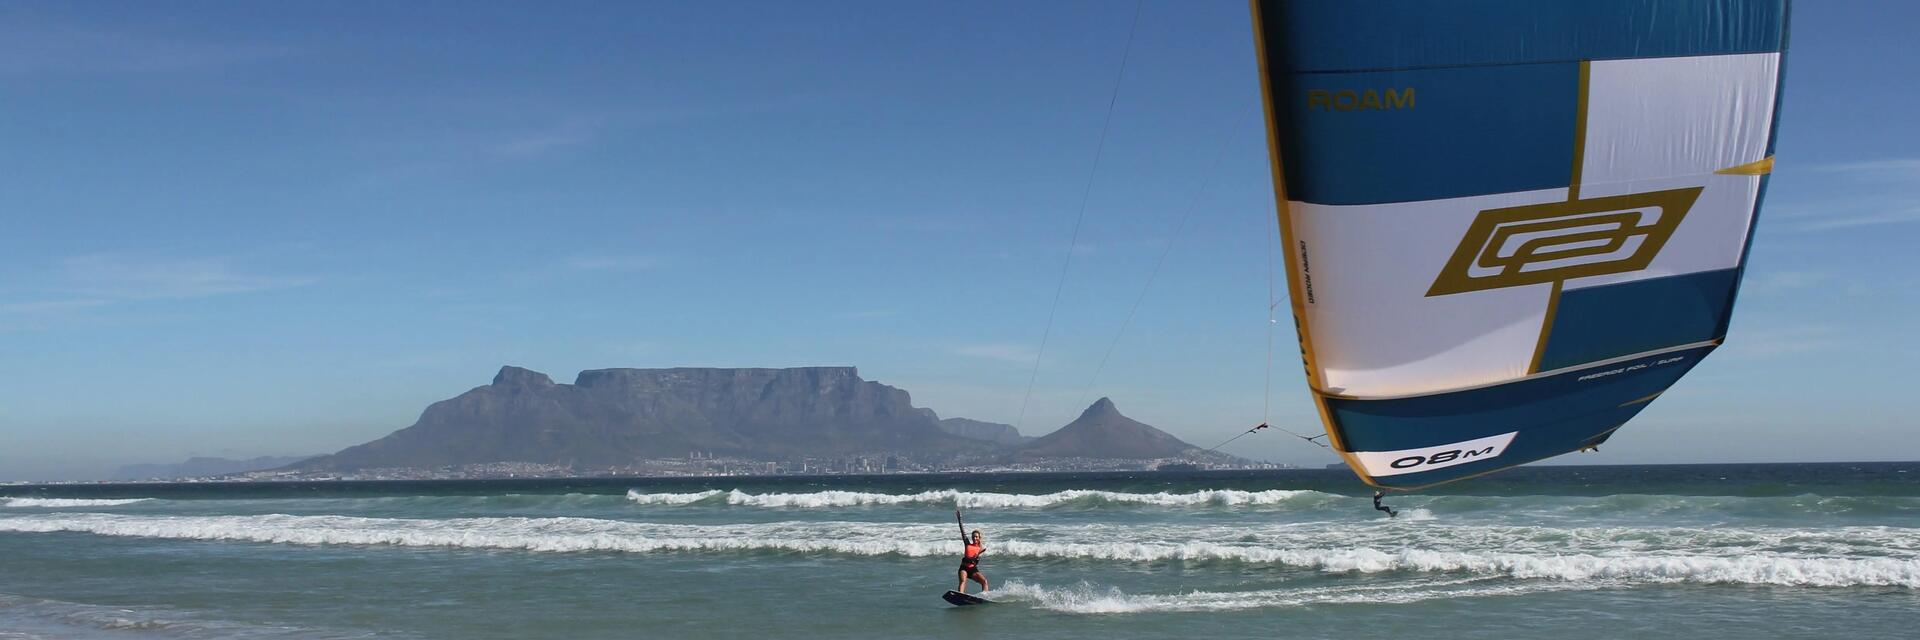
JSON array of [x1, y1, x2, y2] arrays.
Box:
[[2, 463, 1917, 639]]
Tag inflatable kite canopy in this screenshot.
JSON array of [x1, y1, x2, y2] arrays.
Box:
[[1250, 0, 1790, 489]]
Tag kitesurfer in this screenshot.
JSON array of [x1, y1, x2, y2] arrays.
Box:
[[1372, 490, 1397, 518], [955, 510, 989, 594]]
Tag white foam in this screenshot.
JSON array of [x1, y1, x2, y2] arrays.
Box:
[[992, 577, 1591, 613], [0, 498, 149, 508], [623, 490, 724, 505], [4, 513, 1917, 589], [623, 488, 1327, 509]]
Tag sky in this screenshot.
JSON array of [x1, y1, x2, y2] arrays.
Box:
[[2, 1, 1916, 481]]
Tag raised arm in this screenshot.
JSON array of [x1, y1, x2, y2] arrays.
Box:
[[955, 509, 967, 544]]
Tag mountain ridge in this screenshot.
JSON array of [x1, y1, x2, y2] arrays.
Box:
[[115, 456, 316, 481], [292, 366, 1246, 472], [937, 417, 1033, 446], [295, 366, 985, 471]]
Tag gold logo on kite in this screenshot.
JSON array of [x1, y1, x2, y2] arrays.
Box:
[[1426, 187, 1703, 297]]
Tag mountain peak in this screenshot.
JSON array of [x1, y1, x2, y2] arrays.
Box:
[[492, 366, 555, 387], [1080, 397, 1119, 419], [1020, 397, 1196, 459]]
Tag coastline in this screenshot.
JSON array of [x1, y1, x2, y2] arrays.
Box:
[[4, 461, 1915, 500]]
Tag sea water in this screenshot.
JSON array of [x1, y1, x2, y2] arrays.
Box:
[[2, 463, 1917, 639]]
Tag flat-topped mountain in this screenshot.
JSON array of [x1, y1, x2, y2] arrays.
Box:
[[290, 366, 1253, 473], [1019, 398, 1199, 459], [295, 366, 984, 471]]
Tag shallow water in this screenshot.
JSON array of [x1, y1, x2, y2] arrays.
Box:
[[3, 464, 1917, 639]]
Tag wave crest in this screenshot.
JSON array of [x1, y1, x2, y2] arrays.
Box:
[[623, 488, 1328, 509], [4, 514, 1916, 589], [1, 498, 150, 508]]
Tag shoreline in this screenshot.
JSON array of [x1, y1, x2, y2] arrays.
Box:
[[2, 460, 1916, 500]]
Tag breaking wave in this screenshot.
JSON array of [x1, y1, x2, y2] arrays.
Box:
[[617, 489, 1920, 520], [624, 488, 1331, 509], [1, 498, 150, 508], [10, 490, 1910, 521], [4, 513, 1917, 589]]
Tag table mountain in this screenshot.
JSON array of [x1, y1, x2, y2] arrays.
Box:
[[294, 366, 984, 471]]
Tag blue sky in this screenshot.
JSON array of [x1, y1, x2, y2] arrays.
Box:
[[1, 1, 1915, 481]]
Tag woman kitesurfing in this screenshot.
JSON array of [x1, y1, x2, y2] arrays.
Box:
[[953, 509, 989, 596]]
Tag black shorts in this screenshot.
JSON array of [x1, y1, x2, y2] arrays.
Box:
[[959, 559, 981, 577]]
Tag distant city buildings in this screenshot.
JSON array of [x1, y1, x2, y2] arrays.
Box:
[[151, 451, 1289, 483]]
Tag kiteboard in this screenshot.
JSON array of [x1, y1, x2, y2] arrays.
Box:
[[942, 590, 990, 607]]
